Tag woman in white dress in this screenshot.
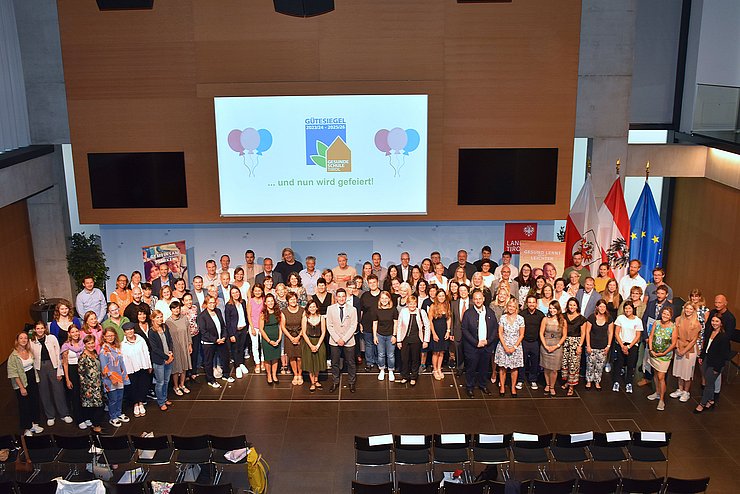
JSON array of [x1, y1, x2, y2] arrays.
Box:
[[494, 298, 525, 397]]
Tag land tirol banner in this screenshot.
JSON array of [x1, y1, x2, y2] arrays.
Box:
[[142, 241, 188, 285], [519, 240, 566, 276], [504, 222, 538, 254]]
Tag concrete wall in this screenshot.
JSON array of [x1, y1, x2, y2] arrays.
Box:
[[12, 0, 69, 144]]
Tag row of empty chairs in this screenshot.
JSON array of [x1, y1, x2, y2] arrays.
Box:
[[352, 476, 710, 494], [0, 479, 237, 494], [1, 433, 250, 485], [354, 431, 672, 486]]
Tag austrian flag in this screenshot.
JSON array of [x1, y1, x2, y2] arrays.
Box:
[[564, 175, 601, 275], [597, 176, 631, 280]]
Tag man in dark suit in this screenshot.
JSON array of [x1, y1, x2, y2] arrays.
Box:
[[575, 277, 599, 318], [190, 275, 208, 313], [398, 252, 412, 283], [151, 262, 177, 298], [446, 249, 477, 279], [450, 284, 471, 376], [461, 290, 499, 397], [254, 257, 284, 286]]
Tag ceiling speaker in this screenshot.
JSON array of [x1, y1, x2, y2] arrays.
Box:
[[273, 0, 334, 17]]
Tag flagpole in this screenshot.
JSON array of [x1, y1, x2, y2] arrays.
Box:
[[586, 157, 592, 176], [645, 161, 650, 180], [616, 158, 620, 177]]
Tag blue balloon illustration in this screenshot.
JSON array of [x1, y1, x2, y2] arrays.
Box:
[[256, 129, 273, 155], [403, 129, 420, 155]]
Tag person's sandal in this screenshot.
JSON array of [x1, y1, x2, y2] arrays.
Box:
[[174, 388, 183, 396], [309, 384, 316, 392], [160, 405, 168, 411], [567, 387, 574, 397]]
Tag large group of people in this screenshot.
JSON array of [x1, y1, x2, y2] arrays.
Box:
[[8, 246, 736, 436]]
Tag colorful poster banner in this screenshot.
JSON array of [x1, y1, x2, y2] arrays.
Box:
[[504, 223, 538, 254], [519, 241, 566, 277], [142, 241, 188, 284]]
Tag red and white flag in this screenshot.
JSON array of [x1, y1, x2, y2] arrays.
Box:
[[564, 175, 601, 275], [597, 176, 631, 281]]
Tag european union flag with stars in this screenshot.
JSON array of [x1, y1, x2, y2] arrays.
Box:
[[629, 181, 664, 279]]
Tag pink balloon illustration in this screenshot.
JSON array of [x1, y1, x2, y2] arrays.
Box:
[[387, 127, 407, 153], [374, 129, 391, 156], [227, 129, 245, 156], [239, 128, 260, 154]]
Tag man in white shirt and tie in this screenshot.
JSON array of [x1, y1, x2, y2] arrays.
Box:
[[460, 290, 499, 398], [325, 289, 358, 393]]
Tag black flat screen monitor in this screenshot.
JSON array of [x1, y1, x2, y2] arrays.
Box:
[[458, 148, 558, 205], [88, 152, 187, 209]]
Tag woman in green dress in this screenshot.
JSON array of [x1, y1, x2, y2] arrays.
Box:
[[648, 307, 677, 411], [259, 294, 284, 385], [301, 300, 327, 392]]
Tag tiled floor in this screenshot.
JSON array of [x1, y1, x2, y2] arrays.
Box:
[[0, 365, 737, 493]]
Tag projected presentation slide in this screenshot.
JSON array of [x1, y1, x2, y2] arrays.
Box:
[[214, 95, 428, 216]]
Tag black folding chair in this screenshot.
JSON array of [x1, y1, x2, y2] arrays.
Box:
[[664, 477, 710, 494], [53, 434, 94, 479], [398, 480, 441, 494], [130, 435, 174, 482], [471, 433, 512, 480], [0, 435, 19, 477], [587, 431, 630, 478], [530, 478, 577, 493], [0, 481, 13, 494], [576, 477, 620, 494], [432, 434, 472, 482], [626, 432, 671, 479], [172, 435, 212, 483], [16, 480, 58, 494], [620, 476, 665, 494], [93, 434, 137, 482], [351, 480, 395, 494], [511, 432, 553, 481], [442, 481, 487, 494], [192, 483, 234, 494], [114, 482, 148, 494], [208, 435, 249, 485], [394, 435, 433, 483], [354, 435, 394, 483], [550, 432, 592, 479], [21, 434, 59, 482]]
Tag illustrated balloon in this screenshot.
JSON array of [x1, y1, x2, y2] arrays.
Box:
[[387, 127, 407, 152], [374, 129, 391, 155], [403, 129, 420, 155], [240, 128, 260, 154], [227, 129, 245, 155], [256, 129, 273, 155]]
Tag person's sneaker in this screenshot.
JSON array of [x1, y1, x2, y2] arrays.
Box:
[[656, 400, 665, 411], [31, 423, 44, 434], [612, 382, 620, 392], [378, 368, 386, 381], [604, 362, 612, 373], [109, 418, 122, 428], [515, 382, 523, 390], [281, 368, 289, 375], [139, 404, 146, 416], [78, 422, 88, 430], [61, 416, 73, 424], [626, 384, 633, 393], [420, 364, 427, 373], [647, 392, 660, 401], [236, 367, 243, 379], [669, 389, 683, 399], [85, 420, 92, 427], [680, 391, 691, 402], [530, 382, 538, 390], [239, 364, 249, 375], [46, 418, 55, 427], [388, 370, 395, 382], [208, 381, 222, 388], [222, 376, 235, 383], [24, 429, 33, 437], [400, 378, 408, 384], [119, 414, 130, 423]]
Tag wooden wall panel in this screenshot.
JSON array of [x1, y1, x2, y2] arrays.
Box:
[[666, 178, 740, 310], [0, 200, 39, 360], [58, 0, 581, 223]]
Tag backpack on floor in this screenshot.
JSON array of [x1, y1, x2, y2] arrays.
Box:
[[246, 447, 270, 494]]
